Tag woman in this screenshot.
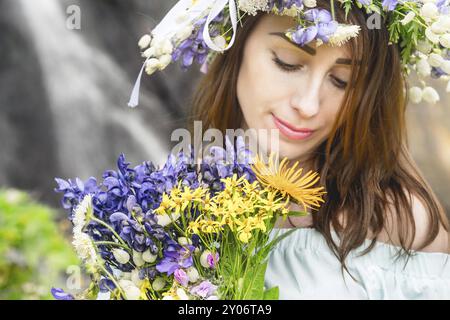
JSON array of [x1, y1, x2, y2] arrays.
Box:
[[132, 0, 450, 299]]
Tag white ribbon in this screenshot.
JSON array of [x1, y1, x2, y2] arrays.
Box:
[[203, 0, 238, 52], [128, 0, 238, 108]]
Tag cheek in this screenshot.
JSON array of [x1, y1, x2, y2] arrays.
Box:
[[237, 50, 280, 119]]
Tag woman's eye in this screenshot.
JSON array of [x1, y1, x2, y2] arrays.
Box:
[[330, 75, 348, 90], [272, 52, 303, 73]]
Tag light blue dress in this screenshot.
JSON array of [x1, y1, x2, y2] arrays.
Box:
[[264, 228, 450, 299]]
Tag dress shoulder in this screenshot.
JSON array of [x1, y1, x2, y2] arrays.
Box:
[[265, 228, 450, 299]]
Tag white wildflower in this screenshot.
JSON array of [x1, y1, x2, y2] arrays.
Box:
[[304, 0, 317, 8], [422, 86, 440, 103], [158, 54, 172, 69], [420, 3, 439, 20], [131, 269, 143, 287], [401, 11, 416, 25], [119, 280, 141, 300], [428, 53, 444, 67], [176, 288, 190, 300], [145, 58, 160, 75], [409, 86, 423, 104], [213, 36, 227, 50], [431, 20, 447, 34], [417, 58, 432, 76], [440, 59, 450, 74], [138, 34, 152, 49], [238, 0, 269, 16], [152, 277, 166, 291], [142, 249, 157, 263], [440, 33, 450, 48], [178, 237, 193, 246], [425, 27, 440, 44], [328, 24, 361, 47], [112, 248, 130, 264], [156, 212, 180, 227], [186, 267, 200, 283], [73, 232, 97, 265], [416, 40, 433, 54], [279, 5, 303, 17], [176, 25, 194, 41], [142, 47, 155, 58], [132, 250, 145, 267], [73, 194, 93, 234]]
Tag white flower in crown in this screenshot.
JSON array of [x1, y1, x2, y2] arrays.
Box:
[[304, 0, 317, 8], [238, 0, 269, 16], [328, 24, 361, 47]]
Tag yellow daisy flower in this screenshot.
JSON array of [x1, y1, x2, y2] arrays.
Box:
[[251, 153, 326, 211]]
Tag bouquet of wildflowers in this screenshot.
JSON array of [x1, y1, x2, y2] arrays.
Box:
[[52, 137, 325, 300]]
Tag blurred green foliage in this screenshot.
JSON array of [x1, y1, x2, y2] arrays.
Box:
[[0, 189, 79, 299]]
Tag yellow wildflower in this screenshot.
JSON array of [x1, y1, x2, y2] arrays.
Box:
[[251, 153, 326, 211]]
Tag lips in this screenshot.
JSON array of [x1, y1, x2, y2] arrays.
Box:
[[272, 113, 314, 141]]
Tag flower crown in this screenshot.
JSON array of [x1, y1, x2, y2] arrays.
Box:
[[128, 0, 450, 107]]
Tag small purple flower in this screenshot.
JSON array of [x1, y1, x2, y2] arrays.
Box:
[[382, 0, 398, 11], [207, 252, 219, 269], [51, 288, 74, 300], [174, 269, 189, 287], [190, 281, 218, 299], [156, 244, 195, 275]]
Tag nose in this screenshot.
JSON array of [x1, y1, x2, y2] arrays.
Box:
[[290, 78, 321, 118]]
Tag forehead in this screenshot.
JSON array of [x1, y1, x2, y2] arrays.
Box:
[[252, 14, 352, 59]]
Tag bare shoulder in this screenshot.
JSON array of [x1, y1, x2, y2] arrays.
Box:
[[377, 193, 450, 254]]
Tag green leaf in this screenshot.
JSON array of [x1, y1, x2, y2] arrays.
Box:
[[263, 286, 279, 300], [240, 261, 268, 300]]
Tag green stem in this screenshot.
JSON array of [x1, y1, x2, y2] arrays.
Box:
[[91, 217, 127, 246], [94, 241, 130, 251]]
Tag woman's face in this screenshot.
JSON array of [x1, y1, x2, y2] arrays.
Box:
[[237, 14, 352, 163]]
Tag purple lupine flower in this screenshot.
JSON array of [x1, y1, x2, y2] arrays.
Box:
[[174, 269, 189, 287], [51, 288, 75, 300], [54, 177, 98, 212], [304, 8, 332, 23], [382, 0, 398, 11], [316, 20, 338, 42], [292, 26, 318, 46], [99, 278, 116, 293], [156, 244, 195, 275], [190, 281, 218, 299]]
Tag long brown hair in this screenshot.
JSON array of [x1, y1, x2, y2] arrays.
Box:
[[189, 2, 450, 276]]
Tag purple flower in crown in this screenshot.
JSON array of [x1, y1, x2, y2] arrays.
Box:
[[172, 12, 224, 71], [382, 0, 398, 11], [291, 9, 338, 45]]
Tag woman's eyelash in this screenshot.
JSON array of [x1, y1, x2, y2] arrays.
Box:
[[271, 53, 302, 72], [330, 75, 348, 89], [272, 52, 348, 89]]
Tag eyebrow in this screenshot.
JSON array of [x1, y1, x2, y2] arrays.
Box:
[[269, 32, 360, 65]]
